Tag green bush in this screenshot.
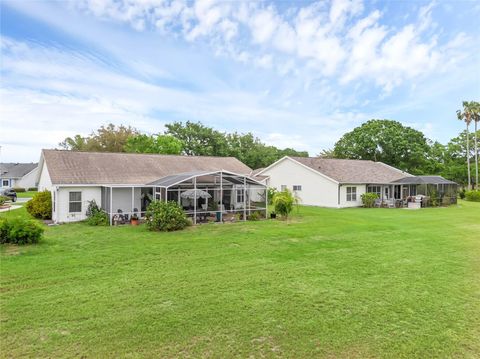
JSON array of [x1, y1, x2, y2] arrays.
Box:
[[13, 187, 26, 193], [267, 187, 277, 205], [458, 189, 466, 199], [85, 200, 109, 226], [145, 201, 190, 231], [247, 211, 264, 221], [0, 196, 9, 206], [465, 190, 480, 202], [361, 193, 379, 208], [26, 190, 52, 219], [0, 218, 43, 245], [272, 189, 294, 220], [28, 187, 38, 192]]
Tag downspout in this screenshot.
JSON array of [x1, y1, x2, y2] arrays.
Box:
[[337, 184, 341, 208]]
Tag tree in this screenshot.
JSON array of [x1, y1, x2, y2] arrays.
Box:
[[469, 101, 480, 189], [456, 102, 474, 189], [125, 134, 183, 154], [165, 121, 229, 156], [59, 124, 138, 152], [333, 120, 430, 174]]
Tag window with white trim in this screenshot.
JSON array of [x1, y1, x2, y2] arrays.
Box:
[[346, 187, 357, 201], [2, 179, 9, 187], [293, 185, 302, 191], [367, 185, 381, 197], [280, 185, 287, 191], [236, 189, 244, 203], [69, 191, 82, 213]]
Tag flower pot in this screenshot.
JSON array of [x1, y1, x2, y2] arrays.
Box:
[[131, 219, 139, 226]]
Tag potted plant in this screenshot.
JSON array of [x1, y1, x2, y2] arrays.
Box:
[[131, 209, 139, 226], [270, 211, 276, 219]]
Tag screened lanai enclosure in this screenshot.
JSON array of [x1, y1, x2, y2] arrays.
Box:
[[365, 175, 458, 208], [101, 170, 267, 225]]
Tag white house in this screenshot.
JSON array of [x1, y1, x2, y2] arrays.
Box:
[[256, 156, 414, 208], [0, 163, 38, 190], [37, 150, 266, 224]]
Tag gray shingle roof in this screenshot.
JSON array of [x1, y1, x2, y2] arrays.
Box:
[[289, 157, 412, 184], [42, 150, 252, 185], [0, 163, 38, 178]]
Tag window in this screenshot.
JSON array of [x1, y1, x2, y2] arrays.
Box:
[[280, 185, 287, 191], [293, 185, 302, 191], [346, 187, 357, 201], [236, 189, 244, 203], [367, 185, 381, 197], [2, 179, 9, 187], [69, 191, 82, 213]]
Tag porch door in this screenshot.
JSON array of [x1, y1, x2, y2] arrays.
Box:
[[384, 186, 390, 199]]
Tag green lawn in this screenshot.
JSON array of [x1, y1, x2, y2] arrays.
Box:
[[15, 190, 37, 198], [1, 203, 479, 358]]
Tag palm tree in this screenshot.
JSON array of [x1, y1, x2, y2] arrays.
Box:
[[470, 101, 480, 190], [457, 101, 473, 190]]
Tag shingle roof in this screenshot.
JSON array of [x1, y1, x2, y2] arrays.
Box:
[[0, 163, 38, 178], [289, 157, 412, 184], [42, 150, 252, 185], [391, 176, 457, 185]]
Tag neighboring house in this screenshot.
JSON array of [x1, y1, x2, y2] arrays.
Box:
[[256, 156, 457, 208], [0, 163, 38, 190], [37, 150, 266, 224]]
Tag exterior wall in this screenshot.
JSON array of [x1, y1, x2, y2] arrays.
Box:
[[37, 162, 53, 191], [339, 184, 367, 208], [262, 158, 339, 208], [56, 186, 102, 223], [16, 167, 39, 189]]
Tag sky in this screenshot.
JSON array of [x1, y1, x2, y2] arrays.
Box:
[[1, 0, 479, 163]]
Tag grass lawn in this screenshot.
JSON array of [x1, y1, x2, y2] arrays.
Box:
[[15, 191, 37, 198], [1, 202, 479, 358]]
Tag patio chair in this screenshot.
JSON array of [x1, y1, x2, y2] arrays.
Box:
[[374, 198, 382, 208], [386, 199, 395, 208]]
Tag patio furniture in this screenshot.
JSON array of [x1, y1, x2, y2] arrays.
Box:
[[386, 199, 395, 208], [374, 199, 382, 208]]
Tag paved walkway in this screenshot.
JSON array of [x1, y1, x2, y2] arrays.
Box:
[[0, 205, 22, 213], [16, 198, 32, 203]]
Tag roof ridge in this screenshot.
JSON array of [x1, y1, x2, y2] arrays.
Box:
[[42, 149, 239, 160]]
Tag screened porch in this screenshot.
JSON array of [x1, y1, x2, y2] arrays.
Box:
[[101, 170, 267, 225]]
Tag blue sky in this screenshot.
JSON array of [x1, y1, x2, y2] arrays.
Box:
[[1, 0, 479, 162]]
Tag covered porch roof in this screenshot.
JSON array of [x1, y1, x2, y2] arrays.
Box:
[[391, 176, 457, 185], [146, 170, 265, 188]]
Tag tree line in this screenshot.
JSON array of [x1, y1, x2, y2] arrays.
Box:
[[59, 101, 479, 188], [58, 121, 308, 169]]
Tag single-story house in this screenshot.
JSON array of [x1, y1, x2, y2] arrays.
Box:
[[0, 163, 38, 190], [256, 156, 457, 208], [37, 150, 267, 224]]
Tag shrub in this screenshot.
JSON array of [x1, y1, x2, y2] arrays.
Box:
[[458, 189, 466, 199], [247, 211, 264, 221], [145, 201, 190, 231], [272, 189, 294, 220], [13, 187, 26, 193], [28, 187, 38, 192], [361, 193, 378, 208], [26, 190, 52, 219], [267, 187, 277, 205], [465, 190, 480, 202], [0, 218, 43, 245], [0, 196, 9, 206], [85, 200, 109, 226]]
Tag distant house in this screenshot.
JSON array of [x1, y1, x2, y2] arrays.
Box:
[[37, 150, 266, 224], [256, 156, 457, 208], [0, 163, 38, 190]]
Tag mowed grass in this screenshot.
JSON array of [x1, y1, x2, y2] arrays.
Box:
[[1, 202, 479, 358], [15, 191, 37, 198]]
